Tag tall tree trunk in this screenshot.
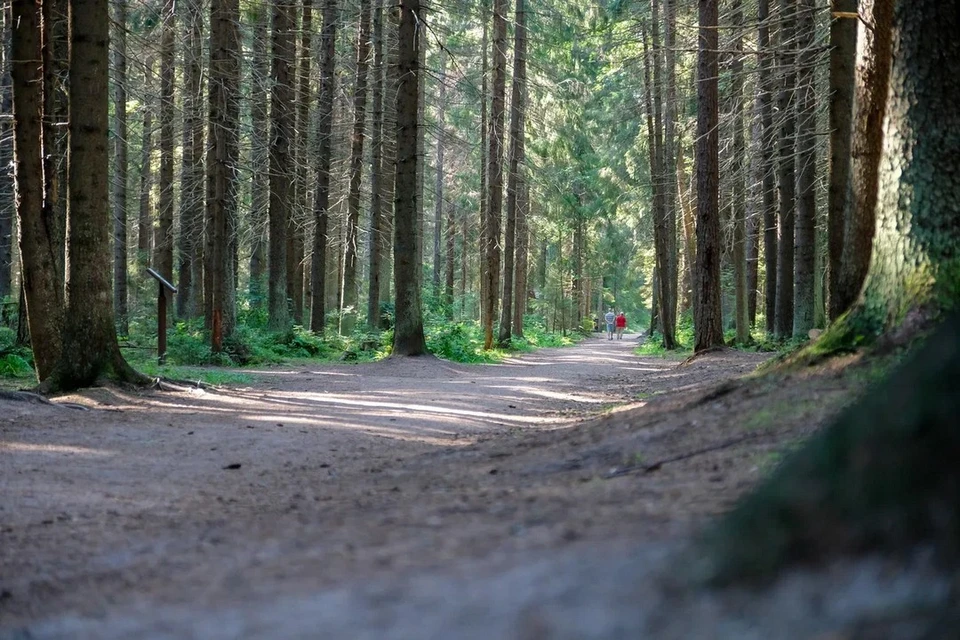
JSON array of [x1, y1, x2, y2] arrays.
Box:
[[367, 0, 384, 330], [834, 0, 959, 339], [154, 0, 175, 284], [268, 0, 295, 331], [137, 55, 155, 269], [43, 0, 146, 391], [694, 0, 723, 352], [498, 0, 525, 346], [0, 6, 12, 300], [677, 142, 696, 316], [208, 0, 240, 352], [482, 0, 506, 350], [179, 0, 203, 320], [392, 0, 426, 356], [774, 0, 797, 339], [12, 0, 62, 379], [248, 8, 270, 303], [512, 181, 529, 337], [793, 0, 817, 337], [826, 0, 857, 321], [310, 0, 337, 334], [478, 4, 489, 333], [758, 0, 777, 334], [432, 49, 446, 301], [444, 202, 455, 319], [341, 0, 370, 335], [287, 0, 311, 326], [834, 0, 894, 317], [731, 0, 749, 344], [41, 0, 67, 286], [662, 0, 678, 341], [111, 0, 128, 334], [379, 5, 397, 313]]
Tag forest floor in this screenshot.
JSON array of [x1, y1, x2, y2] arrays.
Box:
[[1, 334, 951, 639]]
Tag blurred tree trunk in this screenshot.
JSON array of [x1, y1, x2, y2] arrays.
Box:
[[137, 55, 156, 269], [0, 6, 12, 300], [758, 0, 777, 334], [154, 0, 175, 284], [179, 0, 203, 321], [774, 0, 796, 339], [793, 0, 817, 337]]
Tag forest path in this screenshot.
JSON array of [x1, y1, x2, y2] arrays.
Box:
[[1, 335, 777, 638]]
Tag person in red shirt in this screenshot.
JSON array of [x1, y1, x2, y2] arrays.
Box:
[[615, 312, 627, 340]]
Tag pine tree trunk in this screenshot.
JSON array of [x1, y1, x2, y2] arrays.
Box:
[[43, 0, 146, 391], [341, 0, 370, 335], [512, 152, 530, 336], [11, 0, 62, 379], [248, 8, 270, 303], [444, 202, 455, 319], [287, 0, 312, 326], [826, 0, 857, 321], [433, 49, 446, 302], [0, 7, 12, 300], [774, 0, 797, 339], [137, 56, 155, 269], [793, 0, 817, 337], [758, 0, 778, 334], [693, 0, 723, 352], [392, 0, 426, 356], [208, 0, 240, 352], [834, 0, 894, 318], [154, 0, 175, 284], [41, 0, 67, 284], [178, 0, 203, 321], [662, 0, 679, 341], [379, 6, 397, 312], [483, 0, 506, 350], [310, 0, 337, 334], [367, 0, 384, 330], [677, 143, 696, 315], [731, 0, 749, 344], [837, 0, 960, 337], [478, 6, 489, 331], [268, 0, 295, 331], [111, 0, 128, 334], [498, 0, 526, 346]]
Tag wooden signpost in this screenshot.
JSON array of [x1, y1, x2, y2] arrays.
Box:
[[145, 268, 177, 364]]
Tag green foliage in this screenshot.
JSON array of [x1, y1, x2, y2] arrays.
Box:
[[0, 326, 35, 380], [426, 322, 503, 364]]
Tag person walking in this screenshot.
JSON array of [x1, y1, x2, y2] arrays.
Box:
[[604, 308, 616, 340], [615, 311, 627, 340]]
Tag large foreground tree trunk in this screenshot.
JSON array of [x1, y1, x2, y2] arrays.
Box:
[[483, 0, 506, 350], [703, 0, 960, 582], [391, 0, 426, 356], [111, 0, 128, 335], [43, 0, 145, 392]]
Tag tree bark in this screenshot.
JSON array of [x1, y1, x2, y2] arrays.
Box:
[[43, 0, 146, 391], [310, 0, 337, 334], [834, 0, 894, 318], [499, 0, 526, 346], [826, 0, 857, 321], [248, 7, 270, 303], [793, 0, 817, 337], [391, 0, 427, 356], [731, 0, 749, 344], [179, 0, 204, 321], [512, 181, 529, 336], [774, 0, 797, 339], [694, 0, 723, 352], [478, 4, 489, 332], [341, 0, 371, 335], [268, 0, 295, 331], [758, 0, 777, 334], [137, 55, 155, 269], [11, 0, 62, 379], [207, 0, 241, 352], [433, 49, 446, 302], [287, 0, 312, 326], [0, 6, 12, 300], [367, 0, 384, 330], [154, 0, 175, 284], [662, 0, 678, 341], [111, 0, 128, 334], [483, 0, 506, 350]]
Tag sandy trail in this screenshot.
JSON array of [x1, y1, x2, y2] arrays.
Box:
[[2, 335, 781, 637]]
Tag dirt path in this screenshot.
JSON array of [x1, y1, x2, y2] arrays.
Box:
[[0, 336, 809, 636]]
